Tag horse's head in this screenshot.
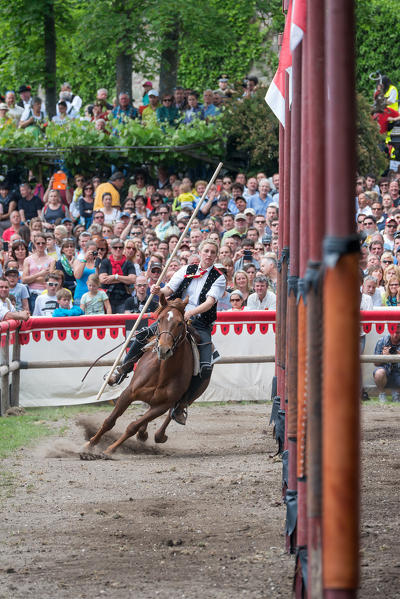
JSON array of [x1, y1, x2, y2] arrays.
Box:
[[156, 295, 188, 361]]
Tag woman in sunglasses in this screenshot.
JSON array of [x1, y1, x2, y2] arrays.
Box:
[[22, 233, 55, 312], [228, 289, 245, 311], [78, 181, 95, 229]]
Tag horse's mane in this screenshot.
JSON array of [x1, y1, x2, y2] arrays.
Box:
[[155, 298, 187, 318]]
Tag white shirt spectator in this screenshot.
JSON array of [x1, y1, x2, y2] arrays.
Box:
[[0, 298, 14, 320], [246, 290, 276, 310], [33, 293, 58, 316]]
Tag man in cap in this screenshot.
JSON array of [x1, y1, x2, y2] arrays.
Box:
[[0, 103, 12, 127], [94, 171, 125, 210], [142, 90, 160, 126], [99, 238, 137, 313], [142, 81, 153, 106], [218, 75, 233, 97], [222, 212, 248, 241], [17, 84, 33, 109]]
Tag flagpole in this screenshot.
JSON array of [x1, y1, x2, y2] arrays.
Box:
[[95, 162, 224, 402]]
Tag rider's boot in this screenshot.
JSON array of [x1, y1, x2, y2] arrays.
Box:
[[170, 374, 205, 425], [107, 341, 144, 386]]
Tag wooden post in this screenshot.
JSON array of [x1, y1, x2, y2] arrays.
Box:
[[0, 330, 10, 416], [10, 329, 21, 407]]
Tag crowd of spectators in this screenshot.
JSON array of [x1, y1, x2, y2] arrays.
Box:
[[0, 164, 279, 319], [0, 75, 260, 134]]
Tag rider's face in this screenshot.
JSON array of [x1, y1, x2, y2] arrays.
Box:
[[199, 243, 217, 269]]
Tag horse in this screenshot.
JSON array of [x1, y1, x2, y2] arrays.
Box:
[[84, 295, 211, 454]]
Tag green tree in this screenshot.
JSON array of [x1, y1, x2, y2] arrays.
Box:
[[355, 0, 400, 97]]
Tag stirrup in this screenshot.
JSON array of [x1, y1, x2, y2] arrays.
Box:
[[107, 367, 129, 387], [170, 405, 188, 426]]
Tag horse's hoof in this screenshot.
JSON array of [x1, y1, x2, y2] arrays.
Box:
[[103, 447, 115, 456], [154, 433, 168, 444], [137, 430, 148, 442], [83, 441, 92, 451]]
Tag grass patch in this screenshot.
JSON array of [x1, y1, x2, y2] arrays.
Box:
[[0, 402, 110, 458]]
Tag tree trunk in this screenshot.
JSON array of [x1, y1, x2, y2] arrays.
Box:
[[159, 23, 179, 97], [43, 0, 57, 118], [116, 53, 133, 98]]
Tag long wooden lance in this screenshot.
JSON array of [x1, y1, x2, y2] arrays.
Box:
[[95, 162, 223, 403]]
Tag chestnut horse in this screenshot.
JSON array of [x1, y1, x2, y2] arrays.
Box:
[[84, 295, 210, 454]]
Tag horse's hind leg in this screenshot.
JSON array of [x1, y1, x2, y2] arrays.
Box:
[[84, 387, 133, 449], [104, 403, 168, 454], [154, 413, 171, 444], [137, 423, 148, 442]]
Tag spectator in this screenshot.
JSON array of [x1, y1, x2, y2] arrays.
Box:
[[78, 181, 95, 229], [2, 210, 22, 243], [73, 240, 98, 306], [0, 277, 29, 322], [142, 90, 160, 126], [222, 213, 248, 241], [173, 86, 188, 114], [80, 273, 111, 315], [59, 81, 82, 115], [10, 239, 29, 277], [55, 238, 77, 295], [5, 267, 29, 311], [127, 171, 147, 199], [362, 274, 382, 307], [382, 275, 400, 307], [0, 182, 17, 234], [202, 89, 219, 119], [42, 190, 67, 230], [96, 88, 113, 110], [32, 273, 61, 316], [373, 324, 400, 403], [52, 100, 72, 125], [19, 96, 47, 131], [94, 171, 125, 211], [5, 91, 24, 125], [157, 94, 179, 126], [99, 238, 137, 313], [22, 233, 55, 311], [111, 92, 138, 124], [233, 269, 252, 305], [228, 289, 245, 311], [100, 192, 121, 224], [18, 183, 43, 222], [0, 102, 12, 126], [248, 178, 273, 215], [125, 274, 158, 314], [141, 81, 153, 107], [243, 177, 259, 203], [184, 91, 203, 124], [52, 288, 83, 317], [259, 255, 278, 293], [245, 275, 276, 310], [234, 238, 259, 272]]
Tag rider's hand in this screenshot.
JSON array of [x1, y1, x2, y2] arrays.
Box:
[[150, 284, 161, 296], [184, 309, 196, 321]]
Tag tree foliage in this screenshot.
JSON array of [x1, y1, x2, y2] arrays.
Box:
[[355, 0, 400, 97]]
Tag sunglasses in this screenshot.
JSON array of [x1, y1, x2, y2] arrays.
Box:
[[163, 98, 173, 102], [113, 245, 124, 249], [230, 298, 242, 302], [383, 260, 393, 264], [48, 282, 58, 287], [159, 211, 168, 215], [35, 241, 46, 245]]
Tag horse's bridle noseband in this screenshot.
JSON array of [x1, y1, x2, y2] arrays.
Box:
[[155, 317, 187, 356]]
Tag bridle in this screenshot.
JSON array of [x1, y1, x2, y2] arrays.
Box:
[[155, 310, 187, 357]]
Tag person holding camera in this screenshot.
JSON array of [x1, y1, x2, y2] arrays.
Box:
[[373, 324, 400, 403], [73, 240, 98, 307], [99, 238, 137, 313]]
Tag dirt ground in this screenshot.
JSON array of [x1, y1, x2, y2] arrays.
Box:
[[0, 402, 399, 599]]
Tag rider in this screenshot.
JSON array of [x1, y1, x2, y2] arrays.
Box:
[[108, 239, 226, 424]]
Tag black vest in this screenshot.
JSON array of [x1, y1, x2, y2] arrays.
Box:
[[170, 264, 222, 325]]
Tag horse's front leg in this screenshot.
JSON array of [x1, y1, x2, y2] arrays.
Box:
[[83, 386, 133, 450], [104, 403, 169, 454], [137, 422, 148, 442]]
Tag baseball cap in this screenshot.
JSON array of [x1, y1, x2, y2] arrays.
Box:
[[262, 234, 272, 244], [0, 103, 8, 110], [62, 217, 72, 223], [235, 213, 246, 221], [143, 81, 152, 87], [177, 212, 190, 222], [148, 90, 159, 97], [150, 262, 162, 272], [110, 171, 125, 181], [244, 208, 256, 216], [5, 267, 18, 276]]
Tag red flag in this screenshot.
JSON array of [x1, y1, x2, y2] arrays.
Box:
[[265, 1, 293, 126], [290, 0, 306, 52]]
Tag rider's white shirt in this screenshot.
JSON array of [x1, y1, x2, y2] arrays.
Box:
[[167, 265, 226, 312]]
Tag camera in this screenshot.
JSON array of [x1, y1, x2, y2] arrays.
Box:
[[243, 250, 253, 260], [3, 241, 8, 252], [389, 345, 398, 355], [92, 250, 98, 258]]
